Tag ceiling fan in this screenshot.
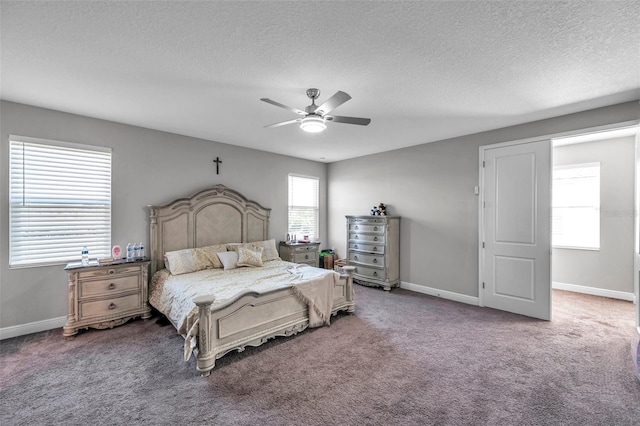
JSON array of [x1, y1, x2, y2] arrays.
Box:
[[261, 88, 371, 133]]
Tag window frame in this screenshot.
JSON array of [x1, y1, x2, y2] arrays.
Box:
[[552, 162, 600, 251], [9, 135, 112, 268], [287, 173, 320, 242]]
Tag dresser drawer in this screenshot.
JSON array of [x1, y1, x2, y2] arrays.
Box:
[[80, 293, 141, 320], [349, 233, 385, 244], [80, 275, 140, 298], [349, 217, 387, 225], [354, 265, 386, 281], [349, 223, 385, 233], [349, 252, 384, 266], [349, 242, 385, 254]]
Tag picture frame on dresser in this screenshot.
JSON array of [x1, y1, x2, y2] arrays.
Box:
[[346, 215, 400, 291]]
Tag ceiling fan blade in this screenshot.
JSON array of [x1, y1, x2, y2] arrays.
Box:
[[314, 91, 351, 115], [325, 115, 371, 126], [260, 98, 306, 115], [264, 118, 301, 128]]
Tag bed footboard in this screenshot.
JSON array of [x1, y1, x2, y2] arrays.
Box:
[[193, 268, 354, 376]]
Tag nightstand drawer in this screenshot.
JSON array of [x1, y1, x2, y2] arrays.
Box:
[[80, 293, 141, 319], [78, 265, 141, 279], [80, 275, 140, 298], [294, 252, 316, 263], [291, 245, 318, 253]]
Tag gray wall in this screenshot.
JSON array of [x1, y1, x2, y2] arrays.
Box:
[[0, 101, 328, 329], [327, 101, 639, 298], [552, 136, 635, 293]]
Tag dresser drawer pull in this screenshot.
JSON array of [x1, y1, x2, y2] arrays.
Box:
[[108, 269, 115, 275], [374, 237, 378, 241], [355, 225, 359, 230], [355, 235, 358, 239], [373, 258, 378, 264], [374, 226, 378, 231], [354, 255, 358, 261], [108, 303, 117, 310], [354, 245, 358, 249], [373, 247, 377, 251], [108, 283, 116, 290], [373, 271, 378, 277], [305, 254, 309, 260]]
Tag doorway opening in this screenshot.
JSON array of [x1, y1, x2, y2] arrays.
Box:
[[551, 126, 638, 322]]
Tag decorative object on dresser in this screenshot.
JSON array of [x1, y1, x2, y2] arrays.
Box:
[[279, 241, 320, 267], [346, 215, 400, 291], [63, 259, 151, 337]]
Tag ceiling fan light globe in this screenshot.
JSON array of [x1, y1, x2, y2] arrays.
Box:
[[300, 116, 326, 133]]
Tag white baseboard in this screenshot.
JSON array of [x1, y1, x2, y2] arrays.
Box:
[[400, 281, 479, 306], [0, 316, 66, 340], [552, 281, 636, 302]]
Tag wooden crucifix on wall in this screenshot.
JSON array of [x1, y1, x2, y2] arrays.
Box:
[[213, 156, 222, 175]]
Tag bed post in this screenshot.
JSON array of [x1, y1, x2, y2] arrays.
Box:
[[193, 295, 216, 376], [342, 266, 356, 313]]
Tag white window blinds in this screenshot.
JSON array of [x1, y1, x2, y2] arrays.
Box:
[[552, 163, 600, 250], [10, 137, 112, 267], [288, 174, 319, 241]]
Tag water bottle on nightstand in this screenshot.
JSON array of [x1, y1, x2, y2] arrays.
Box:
[[126, 243, 134, 262], [81, 246, 89, 265], [137, 242, 145, 260]]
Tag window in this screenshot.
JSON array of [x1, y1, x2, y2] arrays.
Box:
[[9, 136, 112, 267], [288, 174, 319, 241], [552, 163, 600, 250]]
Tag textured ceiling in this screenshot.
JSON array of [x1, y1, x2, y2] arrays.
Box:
[[1, 1, 639, 162]]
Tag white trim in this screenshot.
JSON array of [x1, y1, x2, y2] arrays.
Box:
[[400, 281, 479, 306], [9, 134, 112, 153], [0, 316, 66, 340], [552, 281, 636, 302]]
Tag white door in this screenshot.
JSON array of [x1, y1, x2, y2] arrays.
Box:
[[480, 139, 552, 320]]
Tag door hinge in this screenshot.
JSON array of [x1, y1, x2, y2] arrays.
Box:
[[482, 282, 485, 289], [483, 201, 485, 208], [482, 242, 485, 248], [482, 161, 485, 168]]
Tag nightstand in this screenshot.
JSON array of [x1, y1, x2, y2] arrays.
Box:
[[279, 241, 321, 267], [63, 259, 152, 337]]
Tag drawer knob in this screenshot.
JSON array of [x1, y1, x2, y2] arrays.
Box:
[[108, 283, 116, 290], [373, 247, 377, 251], [373, 271, 378, 277], [108, 269, 115, 275], [354, 245, 358, 249], [305, 254, 309, 260], [373, 237, 378, 241], [354, 255, 358, 261], [355, 235, 358, 239], [108, 303, 117, 310], [374, 226, 378, 231], [373, 258, 378, 264], [355, 225, 359, 230]]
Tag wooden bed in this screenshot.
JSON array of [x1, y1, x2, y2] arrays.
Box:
[[148, 184, 355, 375]]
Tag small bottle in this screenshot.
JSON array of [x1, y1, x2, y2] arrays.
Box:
[[81, 246, 89, 265], [126, 243, 134, 261], [137, 242, 145, 260]]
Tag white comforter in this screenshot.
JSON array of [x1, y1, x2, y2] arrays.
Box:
[[149, 260, 339, 336]]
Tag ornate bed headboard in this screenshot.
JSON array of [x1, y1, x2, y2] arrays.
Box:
[[148, 184, 271, 275]]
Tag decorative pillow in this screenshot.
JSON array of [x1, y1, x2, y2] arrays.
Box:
[[237, 246, 264, 268], [254, 239, 280, 261], [194, 244, 227, 269], [226, 242, 260, 252], [164, 249, 197, 275], [217, 251, 239, 271]]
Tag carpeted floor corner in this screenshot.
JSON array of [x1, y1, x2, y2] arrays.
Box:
[[1, 287, 638, 425]]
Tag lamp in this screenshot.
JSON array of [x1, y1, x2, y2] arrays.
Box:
[[299, 115, 326, 133]]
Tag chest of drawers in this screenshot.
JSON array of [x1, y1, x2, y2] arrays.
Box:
[[279, 242, 320, 267], [346, 216, 400, 291], [63, 260, 151, 337]]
